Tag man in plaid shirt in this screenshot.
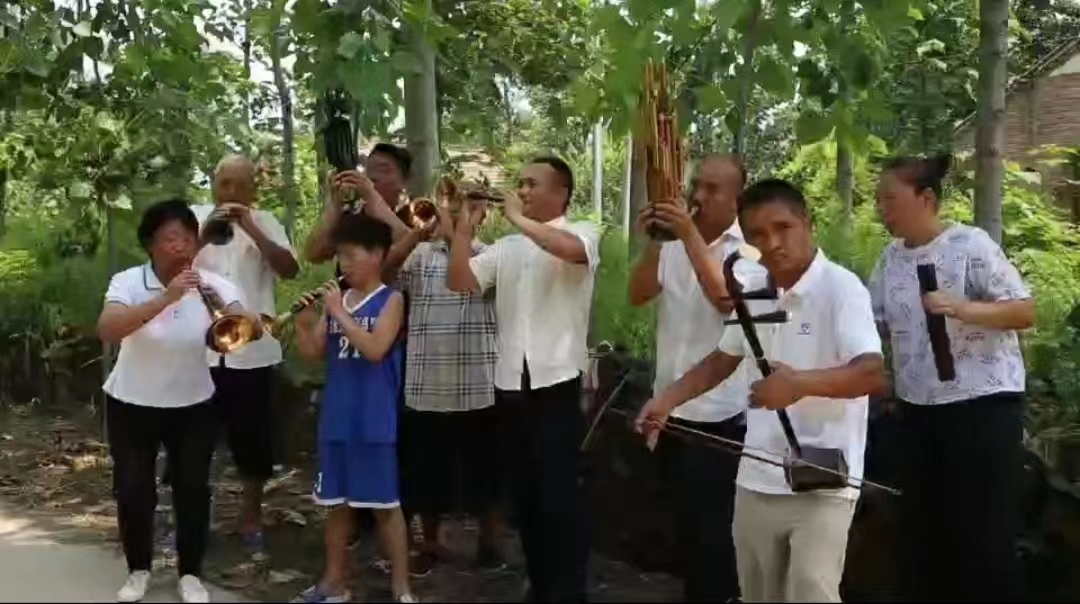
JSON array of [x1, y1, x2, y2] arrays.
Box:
[[382, 197, 506, 574]]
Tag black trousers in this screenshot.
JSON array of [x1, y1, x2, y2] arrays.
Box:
[[896, 392, 1025, 602], [658, 414, 745, 603], [498, 367, 588, 603], [107, 396, 217, 577]]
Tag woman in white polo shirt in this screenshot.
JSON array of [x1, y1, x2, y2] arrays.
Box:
[[870, 155, 1035, 602], [98, 198, 257, 604]]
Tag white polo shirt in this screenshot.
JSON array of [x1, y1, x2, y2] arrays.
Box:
[[191, 204, 296, 370], [868, 224, 1031, 406], [655, 223, 758, 423], [469, 216, 600, 391], [102, 264, 243, 408], [718, 250, 882, 500]]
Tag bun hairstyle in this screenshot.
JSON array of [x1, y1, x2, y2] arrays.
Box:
[[882, 153, 953, 203]]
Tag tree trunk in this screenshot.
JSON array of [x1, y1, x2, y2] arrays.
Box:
[[592, 121, 604, 217], [974, 0, 1009, 244], [628, 143, 649, 257], [733, 0, 762, 156], [242, 0, 252, 124], [622, 135, 633, 241], [271, 28, 297, 239], [836, 141, 854, 230], [403, 0, 439, 198]]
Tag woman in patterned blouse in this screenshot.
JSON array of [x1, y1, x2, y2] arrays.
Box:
[[869, 154, 1036, 603]]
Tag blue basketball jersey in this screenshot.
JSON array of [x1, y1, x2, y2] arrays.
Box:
[[320, 284, 403, 444]]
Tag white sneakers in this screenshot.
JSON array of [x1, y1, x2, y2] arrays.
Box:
[[115, 572, 210, 603], [116, 571, 151, 602], [178, 575, 210, 603]]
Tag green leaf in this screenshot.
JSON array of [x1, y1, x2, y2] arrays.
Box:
[[795, 111, 833, 145], [756, 55, 793, 96], [336, 32, 365, 60], [710, 0, 748, 33], [916, 39, 946, 57], [569, 77, 600, 120], [68, 181, 93, 199], [907, 7, 924, 20], [695, 84, 728, 114], [390, 50, 422, 75], [72, 20, 94, 37]]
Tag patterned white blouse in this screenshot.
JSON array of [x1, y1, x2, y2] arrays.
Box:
[[868, 224, 1031, 405]]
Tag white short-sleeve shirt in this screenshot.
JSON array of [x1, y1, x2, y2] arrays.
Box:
[[191, 204, 296, 369], [718, 250, 882, 499], [102, 264, 243, 408], [868, 224, 1030, 406], [654, 223, 757, 423], [468, 216, 600, 391]]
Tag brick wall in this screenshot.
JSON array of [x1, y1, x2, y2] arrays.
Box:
[[955, 65, 1080, 218]]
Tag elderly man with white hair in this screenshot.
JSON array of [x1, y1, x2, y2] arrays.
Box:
[[175, 153, 299, 555]]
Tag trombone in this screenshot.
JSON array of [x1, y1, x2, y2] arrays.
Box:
[[259, 275, 347, 339], [195, 283, 264, 354]]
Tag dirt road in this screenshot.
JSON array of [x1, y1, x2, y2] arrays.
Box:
[[0, 501, 243, 603]]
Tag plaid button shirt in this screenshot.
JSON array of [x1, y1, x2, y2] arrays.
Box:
[[397, 240, 497, 412]]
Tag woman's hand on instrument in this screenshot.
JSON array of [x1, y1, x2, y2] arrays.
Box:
[[922, 291, 966, 319], [635, 397, 672, 451], [650, 199, 695, 241], [749, 361, 803, 410], [165, 269, 201, 302]]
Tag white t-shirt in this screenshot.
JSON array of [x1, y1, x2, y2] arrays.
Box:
[[654, 223, 758, 423], [868, 224, 1030, 406], [469, 216, 600, 391], [102, 264, 243, 408], [718, 250, 882, 500], [191, 204, 296, 370]]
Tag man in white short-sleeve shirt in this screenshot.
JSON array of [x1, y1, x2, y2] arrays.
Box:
[[628, 153, 755, 602], [447, 157, 598, 603], [187, 154, 299, 552], [637, 179, 885, 603]]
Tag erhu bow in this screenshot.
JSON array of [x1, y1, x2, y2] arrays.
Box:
[[579, 251, 900, 496]]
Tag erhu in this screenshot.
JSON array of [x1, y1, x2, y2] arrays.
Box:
[[720, 251, 852, 493], [637, 59, 691, 242], [578, 250, 901, 495]]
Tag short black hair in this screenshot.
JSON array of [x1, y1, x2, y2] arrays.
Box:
[[737, 178, 809, 217], [331, 212, 393, 254], [882, 153, 952, 202], [371, 143, 413, 179], [531, 155, 575, 206], [137, 198, 199, 250]]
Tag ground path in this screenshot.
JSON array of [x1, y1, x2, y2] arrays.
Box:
[[0, 500, 243, 602], [0, 406, 681, 603]]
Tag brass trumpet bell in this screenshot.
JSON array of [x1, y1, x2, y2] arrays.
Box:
[[206, 313, 262, 354], [195, 283, 263, 354], [410, 198, 438, 228]]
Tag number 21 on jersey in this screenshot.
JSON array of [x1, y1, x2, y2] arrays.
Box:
[[337, 337, 362, 359]]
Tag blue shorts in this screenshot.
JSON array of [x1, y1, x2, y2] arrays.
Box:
[[312, 441, 400, 509]]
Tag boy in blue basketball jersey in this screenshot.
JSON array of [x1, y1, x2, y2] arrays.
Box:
[[293, 213, 417, 604]]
